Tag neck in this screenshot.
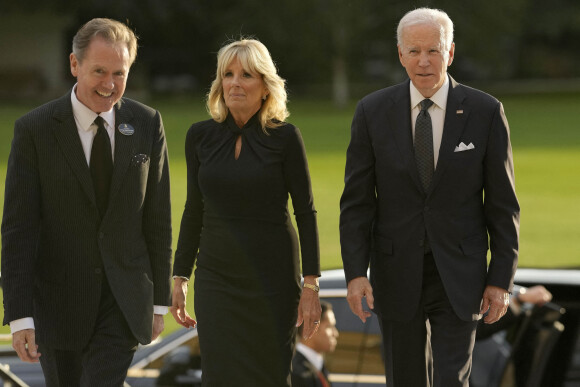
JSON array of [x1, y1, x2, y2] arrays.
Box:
[[230, 108, 259, 128]]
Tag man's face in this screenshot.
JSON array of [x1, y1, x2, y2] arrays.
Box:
[[70, 36, 130, 113], [398, 23, 454, 98], [310, 310, 339, 354]]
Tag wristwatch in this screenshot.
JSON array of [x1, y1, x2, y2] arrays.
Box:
[[303, 283, 320, 292]]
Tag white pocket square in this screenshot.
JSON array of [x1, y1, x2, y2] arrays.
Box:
[[454, 142, 475, 152]]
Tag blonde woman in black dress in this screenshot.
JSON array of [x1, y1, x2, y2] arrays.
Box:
[[171, 38, 322, 386]]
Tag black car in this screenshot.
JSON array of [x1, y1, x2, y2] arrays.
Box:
[[2, 268, 579, 387]]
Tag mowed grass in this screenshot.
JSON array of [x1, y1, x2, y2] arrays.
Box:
[[0, 92, 579, 336]]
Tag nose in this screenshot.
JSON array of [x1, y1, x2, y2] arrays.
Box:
[[101, 74, 114, 89], [419, 52, 430, 67]]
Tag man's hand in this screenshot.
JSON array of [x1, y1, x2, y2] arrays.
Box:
[[296, 276, 322, 340], [12, 329, 41, 363], [480, 285, 510, 324], [347, 276, 374, 323], [170, 277, 197, 328], [152, 314, 165, 341]]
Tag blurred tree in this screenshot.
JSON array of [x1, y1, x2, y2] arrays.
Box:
[[2, 0, 580, 102]]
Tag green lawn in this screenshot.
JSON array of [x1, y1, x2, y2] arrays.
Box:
[[1, 92, 579, 336]]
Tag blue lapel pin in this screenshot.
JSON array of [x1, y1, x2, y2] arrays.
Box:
[[118, 123, 135, 135]]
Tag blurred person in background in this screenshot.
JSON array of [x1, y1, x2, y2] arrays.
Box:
[[170, 38, 321, 386], [292, 300, 339, 387], [340, 7, 520, 387], [1, 18, 172, 386]]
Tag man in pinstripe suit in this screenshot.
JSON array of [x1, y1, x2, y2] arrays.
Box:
[[1, 18, 172, 386]]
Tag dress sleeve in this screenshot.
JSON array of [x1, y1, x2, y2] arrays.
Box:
[[173, 125, 205, 278], [283, 125, 320, 277]]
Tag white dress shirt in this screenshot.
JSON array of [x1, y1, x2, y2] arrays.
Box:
[[10, 86, 167, 334], [410, 74, 450, 168], [296, 342, 324, 371]]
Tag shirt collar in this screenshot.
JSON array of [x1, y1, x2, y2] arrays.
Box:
[[296, 342, 324, 371], [71, 83, 115, 131], [410, 74, 449, 111]]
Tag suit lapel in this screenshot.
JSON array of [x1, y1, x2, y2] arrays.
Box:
[[430, 76, 469, 192], [51, 93, 97, 205], [389, 81, 423, 192], [108, 99, 137, 206]]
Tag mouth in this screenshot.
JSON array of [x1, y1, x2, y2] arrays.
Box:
[[96, 90, 113, 98]]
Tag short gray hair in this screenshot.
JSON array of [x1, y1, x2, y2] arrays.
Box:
[[72, 18, 138, 65], [397, 8, 454, 52]]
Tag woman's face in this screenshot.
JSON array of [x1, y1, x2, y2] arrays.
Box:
[[222, 56, 267, 123]]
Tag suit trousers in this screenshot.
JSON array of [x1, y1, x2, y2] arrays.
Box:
[[379, 253, 478, 387], [38, 277, 139, 387]]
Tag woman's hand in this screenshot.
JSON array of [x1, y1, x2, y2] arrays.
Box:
[[296, 275, 322, 339], [170, 277, 197, 328]]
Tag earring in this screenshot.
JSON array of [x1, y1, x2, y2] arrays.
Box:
[[262, 95, 267, 101]]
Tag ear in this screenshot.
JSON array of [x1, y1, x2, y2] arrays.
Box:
[[70, 53, 79, 77], [397, 45, 405, 67], [447, 42, 455, 67]]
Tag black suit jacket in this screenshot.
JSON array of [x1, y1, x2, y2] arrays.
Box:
[[1, 91, 172, 349], [291, 351, 331, 387], [340, 76, 519, 322]]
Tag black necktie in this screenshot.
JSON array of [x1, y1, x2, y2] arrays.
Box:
[[90, 116, 113, 217], [414, 99, 434, 192]]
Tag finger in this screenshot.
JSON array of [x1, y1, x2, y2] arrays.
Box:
[[484, 303, 505, 324], [170, 307, 183, 326], [303, 319, 318, 340], [13, 339, 30, 362], [347, 296, 361, 318], [185, 317, 197, 329], [13, 334, 40, 363], [480, 298, 490, 315], [182, 312, 197, 328], [174, 308, 191, 328], [366, 289, 375, 310], [27, 333, 39, 360], [349, 298, 367, 323]]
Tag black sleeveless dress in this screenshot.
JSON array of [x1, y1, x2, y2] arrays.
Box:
[[173, 112, 320, 386]]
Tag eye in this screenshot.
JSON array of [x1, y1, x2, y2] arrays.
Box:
[[224, 71, 233, 77], [243, 72, 253, 78]]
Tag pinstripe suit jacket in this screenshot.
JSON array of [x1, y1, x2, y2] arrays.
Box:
[[1, 91, 172, 349]]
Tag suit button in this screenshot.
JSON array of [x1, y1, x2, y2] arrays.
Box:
[[95, 268, 102, 275], [98, 232, 104, 239]]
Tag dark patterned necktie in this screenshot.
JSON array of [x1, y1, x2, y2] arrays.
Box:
[[414, 99, 434, 192], [90, 116, 113, 217]]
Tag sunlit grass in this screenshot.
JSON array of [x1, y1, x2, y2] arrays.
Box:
[[1, 92, 579, 336]]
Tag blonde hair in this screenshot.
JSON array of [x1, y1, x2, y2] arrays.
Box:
[[207, 38, 289, 131], [72, 18, 138, 65]]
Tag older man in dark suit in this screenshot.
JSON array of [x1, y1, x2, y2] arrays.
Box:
[[1, 18, 172, 386], [340, 7, 520, 387]]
